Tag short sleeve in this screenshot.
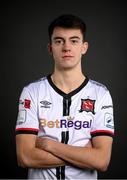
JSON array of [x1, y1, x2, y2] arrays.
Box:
[[15, 86, 39, 135], [91, 90, 114, 138]]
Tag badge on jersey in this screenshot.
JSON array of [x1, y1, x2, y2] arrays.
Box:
[[24, 99, 31, 109], [19, 99, 31, 109], [17, 109, 26, 125], [79, 99, 95, 114], [104, 113, 114, 129]]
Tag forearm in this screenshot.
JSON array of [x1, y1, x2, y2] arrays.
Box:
[[16, 135, 65, 169], [39, 137, 112, 171], [48, 143, 102, 170], [19, 147, 65, 168], [36, 138, 97, 169]]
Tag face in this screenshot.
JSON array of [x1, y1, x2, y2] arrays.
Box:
[[48, 27, 88, 70]]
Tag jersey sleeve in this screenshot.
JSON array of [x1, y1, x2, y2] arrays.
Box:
[[15, 86, 39, 135], [91, 90, 114, 138]]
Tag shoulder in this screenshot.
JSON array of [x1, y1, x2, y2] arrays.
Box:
[[87, 79, 113, 107], [22, 76, 48, 94], [89, 79, 108, 90], [87, 79, 110, 97]]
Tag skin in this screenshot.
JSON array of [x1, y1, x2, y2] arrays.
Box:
[[16, 134, 65, 168], [36, 136, 113, 171], [48, 27, 88, 93], [16, 27, 113, 171]]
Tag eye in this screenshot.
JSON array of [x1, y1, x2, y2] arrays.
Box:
[[54, 39, 64, 45], [71, 39, 79, 44]]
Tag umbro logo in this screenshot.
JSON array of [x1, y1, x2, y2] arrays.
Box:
[[40, 100, 52, 108]]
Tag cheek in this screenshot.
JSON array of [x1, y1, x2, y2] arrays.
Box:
[[75, 47, 83, 56], [52, 51, 61, 61], [52, 47, 61, 56]]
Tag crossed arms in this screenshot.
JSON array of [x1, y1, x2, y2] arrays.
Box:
[[16, 133, 113, 171]]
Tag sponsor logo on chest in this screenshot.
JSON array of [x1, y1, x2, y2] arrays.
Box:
[[39, 118, 92, 130]]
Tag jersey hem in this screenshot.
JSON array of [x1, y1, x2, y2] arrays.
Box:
[[15, 128, 39, 135], [91, 130, 114, 138]]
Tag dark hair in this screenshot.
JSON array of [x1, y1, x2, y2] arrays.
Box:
[[48, 14, 87, 42]]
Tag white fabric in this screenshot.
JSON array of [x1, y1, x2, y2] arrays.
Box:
[[16, 76, 114, 179]]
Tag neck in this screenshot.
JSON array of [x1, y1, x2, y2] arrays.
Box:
[[51, 68, 86, 94]]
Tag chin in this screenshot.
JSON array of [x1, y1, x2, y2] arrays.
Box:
[[56, 61, 79, 70], [60, 65, 76, 70]]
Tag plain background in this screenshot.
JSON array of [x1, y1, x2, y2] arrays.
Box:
[[1, 0, 127, 179]]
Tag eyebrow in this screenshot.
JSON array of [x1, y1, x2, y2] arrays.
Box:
[[52, 36, 81, 40]]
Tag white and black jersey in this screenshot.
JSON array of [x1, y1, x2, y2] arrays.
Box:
[[16, 74, 114, 179]]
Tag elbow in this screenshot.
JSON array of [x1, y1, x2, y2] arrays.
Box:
[[17, 154, 30, 168], [98, 164, 108, 172], [96, 160, 109, 172]]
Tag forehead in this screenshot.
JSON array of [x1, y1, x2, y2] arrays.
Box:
[[52, 27, 83, 39]]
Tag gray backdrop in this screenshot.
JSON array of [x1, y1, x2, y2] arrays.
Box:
[[1, 0, 127, 179]]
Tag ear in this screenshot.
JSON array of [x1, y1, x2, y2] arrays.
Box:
[[47, 43, 52, 55], [81, 42, 88, 55]]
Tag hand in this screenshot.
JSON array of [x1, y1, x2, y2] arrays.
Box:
[[36, 137, 57, 152], [35, 137, 44, 149]]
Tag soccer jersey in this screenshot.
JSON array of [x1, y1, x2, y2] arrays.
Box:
[[16, 74, 114, 179]]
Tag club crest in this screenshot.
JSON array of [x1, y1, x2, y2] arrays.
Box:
[[79, 99, 95, 114]]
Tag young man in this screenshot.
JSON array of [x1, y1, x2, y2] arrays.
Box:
[[15, 14, 114, 179]]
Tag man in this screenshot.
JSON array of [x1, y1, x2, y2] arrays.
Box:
[[15, 14, 114, 179]]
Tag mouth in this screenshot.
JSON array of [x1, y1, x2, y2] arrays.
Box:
[[62, 55, 74, 59]]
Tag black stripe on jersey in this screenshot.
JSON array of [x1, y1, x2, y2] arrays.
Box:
[[61, 166, 65, 180], [56, 167, 60, 179], [63, 98, 71, 116], [56, 131, 69, 179], [91, 131, 114, 138], [47, 74, 89, 98], [65, 131, 69, 144], [61, 131, 69, 144], [60, 131, 69, 180], [61, 131, 66, 143], [15, 130, 38, 135]]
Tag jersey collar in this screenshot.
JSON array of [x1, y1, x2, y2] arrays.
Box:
[[47, 74, 89, 98]]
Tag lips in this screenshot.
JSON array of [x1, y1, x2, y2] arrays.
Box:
[[62, 55, 74, 58]]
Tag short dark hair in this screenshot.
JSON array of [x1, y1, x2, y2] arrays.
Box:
[[48, 14, 87, 42]]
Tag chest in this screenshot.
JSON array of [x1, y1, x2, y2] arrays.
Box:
[[37, 89, 96, 145]]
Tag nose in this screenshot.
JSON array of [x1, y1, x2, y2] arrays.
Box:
[[62, 41, 71, 52]]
